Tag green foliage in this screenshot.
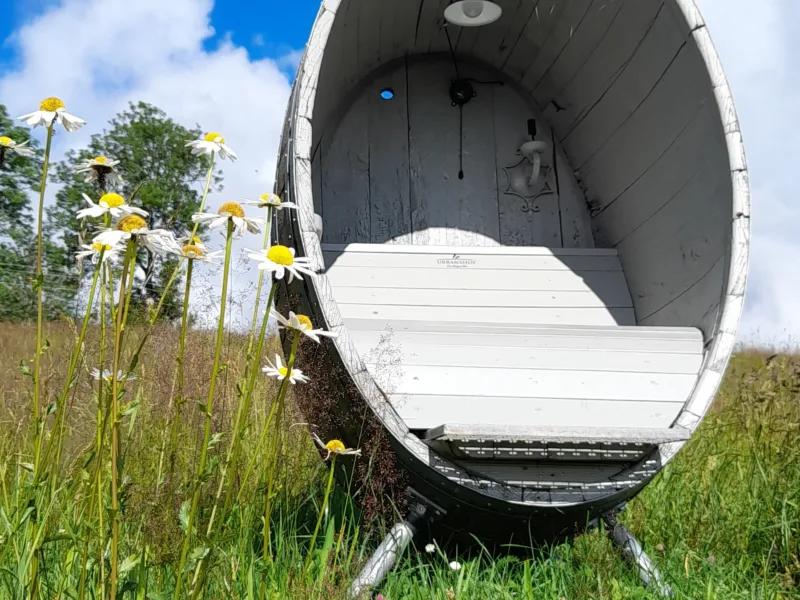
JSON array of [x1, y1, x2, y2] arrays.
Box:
[[48, 101, 223, 320], [0, 105, 58, 322]]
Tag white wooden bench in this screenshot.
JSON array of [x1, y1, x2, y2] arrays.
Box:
[[321, 243, 704, 442]]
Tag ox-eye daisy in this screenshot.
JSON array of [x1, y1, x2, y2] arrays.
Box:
[[177, 243, 222, 264], [0, 136, 35, 162], [76, 193, 147, 220], [179, 232, 205, 250], [262, 354, 309, 385], [75, 156, 124, 187], [18, 97, 85, 132], [91, 368, 136, 383], [75, 241, 122, 265], [191, 201, 262, 238], [186, 132, 237, 161], [311, 432, 362, 460], [244, 193, 297, 210], [246, 245, 315, 283], [93, 215, 182, 256], [271, 310, 338, 343]]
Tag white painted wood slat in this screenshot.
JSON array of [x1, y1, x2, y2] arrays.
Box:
[[348, 319, 702, 339], [333, 287, 633, 309], [350, 328, 701, 353], [322, 243, 617, 256], [339, 303, 635, 326], [362, 344, 702, 373], [424, 424, 692, 444], [375, 364, 696, 402], [323, 249, 621, 271], [325, 264, 631, 292], [394, 395, 685, 429]]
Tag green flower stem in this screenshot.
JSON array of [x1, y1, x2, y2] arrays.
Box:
[[108, 240, 137, 599], [26, 123, 54, 600], [212, 281, 278, 531], [121, 154, 213, 374], [156, 258, 194, 492], [31, 124, 54, 478], [43, 253, 104, 487], [245, 206, 274, 364], [77, 263, 109, 600], [124, 262, 183, 376], [173, 219, 234, 600], [188, 280, 278, 595], [189, 154, 215, 240], [259, 331, 301, 600], [304, 455, 337, 575]]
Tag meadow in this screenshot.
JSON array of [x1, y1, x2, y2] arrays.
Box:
[[1, 320, 798, 599]]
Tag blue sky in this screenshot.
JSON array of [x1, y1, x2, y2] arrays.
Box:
[[0, 0, 320, 80]]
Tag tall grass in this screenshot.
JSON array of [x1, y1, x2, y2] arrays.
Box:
[[1, 320, 798, 598]]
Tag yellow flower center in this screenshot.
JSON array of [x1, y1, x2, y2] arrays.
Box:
[[204, 131, 225, 144], [94, 156, 108, 164], [118, 215, 147, 233], [182, 244, 203, 258], [259, 193, 281, 205], [266, 245, 294, 266], [91, 242, 113, 253], [218, 201, 244, 218], [296, 315, 312, 330], [100, 193, 125, 208], [0, 136, 12, 147], [325, 440, 346, 454], [39, 97, 65, 112]]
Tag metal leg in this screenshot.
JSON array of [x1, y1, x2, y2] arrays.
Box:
[[603, 510, 674, 598], [349, 503, 427, 598]]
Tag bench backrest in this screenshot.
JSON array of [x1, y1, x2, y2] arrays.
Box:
[[321, 243, 635, 327]]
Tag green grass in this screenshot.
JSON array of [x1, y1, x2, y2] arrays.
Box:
[[1, 321, 798, 599]]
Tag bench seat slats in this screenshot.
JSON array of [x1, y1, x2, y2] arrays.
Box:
[[373, 364, 696, 402], [393, 395, 685, 429], [321, 243, 704, 433]]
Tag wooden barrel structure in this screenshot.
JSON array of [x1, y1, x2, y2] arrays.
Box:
[[273, 0, 750, 545]]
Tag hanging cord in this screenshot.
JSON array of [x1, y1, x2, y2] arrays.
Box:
[[458, 105, 464, 180], [443, 24, 461, 80]]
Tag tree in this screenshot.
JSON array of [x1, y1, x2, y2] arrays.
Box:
[[48, 101, 223, 321], [0, 104, 50, 322]]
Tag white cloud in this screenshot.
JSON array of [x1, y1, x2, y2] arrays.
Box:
[[0, 0, 795, 345], [0, 0, 292, 328], [697, 0, 799, 345]]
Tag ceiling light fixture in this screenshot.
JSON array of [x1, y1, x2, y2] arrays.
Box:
[[444, 1, 502, 27]]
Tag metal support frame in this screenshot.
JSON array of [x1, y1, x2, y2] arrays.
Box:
[[601, 506, 674, 598], [349, 489, 446, 598]]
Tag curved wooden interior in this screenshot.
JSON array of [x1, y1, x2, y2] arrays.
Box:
[[278, 0, 750, 511]]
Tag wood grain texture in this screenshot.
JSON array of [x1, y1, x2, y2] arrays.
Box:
[[320, 90, 371, 243], [317, 54, 591, 248], [519, 0, 594, 95], [367, 63, 412, 243], [531, 0, 626, 111], [408, 59, 501, 245], [395, 395, 686, 429], [493, 76, 561, 246], [543, 0, 665, 137], [560, 4, 686, 166], [363, 343, 702, 372]]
